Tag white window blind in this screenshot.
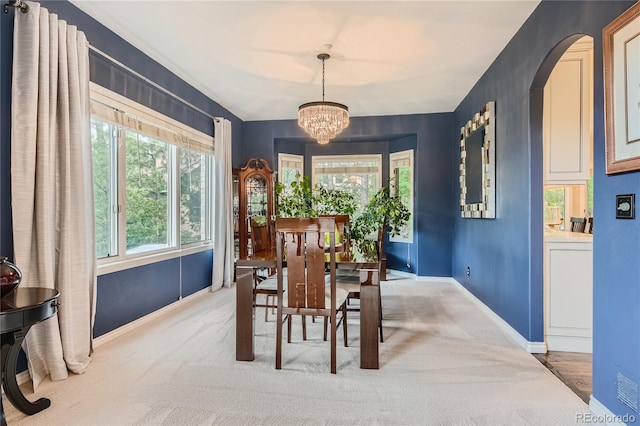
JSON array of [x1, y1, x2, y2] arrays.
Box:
[[90, 83, 213, 154]]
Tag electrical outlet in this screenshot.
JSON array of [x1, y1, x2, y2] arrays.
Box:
[[466, 266, 471, 276]]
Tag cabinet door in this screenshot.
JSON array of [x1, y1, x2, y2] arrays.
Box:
[[245, 173, 269, 218], [234, 159, 274, 258], [544, 240, 593, 353], [543, 48, 592, 184], [233, 174, 239, 261]]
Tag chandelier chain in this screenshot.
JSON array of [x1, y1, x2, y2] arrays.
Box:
[[322, 57, 326, 101]]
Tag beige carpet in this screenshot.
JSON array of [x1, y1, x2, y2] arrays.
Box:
[[3, 275, 596, 425]]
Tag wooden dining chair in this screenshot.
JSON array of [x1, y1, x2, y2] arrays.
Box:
[[320, 214, 355, 279], [331, 218, 385, 344], [570, 217, 586, 233], [250, 217, 277, 320], [275, 217, 349, 374], [319, 214, 350, 253]]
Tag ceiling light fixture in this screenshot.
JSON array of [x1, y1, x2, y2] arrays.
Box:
[[298, 53, 349, 145]]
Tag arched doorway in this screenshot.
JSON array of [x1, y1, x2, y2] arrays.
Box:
[[530, 34, 595, 403]]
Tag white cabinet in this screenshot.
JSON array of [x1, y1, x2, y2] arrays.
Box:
[[543, 44, 592, 184], [544, 232, 593, 353]]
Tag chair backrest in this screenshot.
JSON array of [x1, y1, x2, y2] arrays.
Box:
[[587, 217, 593, 234], [275, 217, 336, 310], [319, 214, 350, 252], [570, 217, 586, 233], [250, 217, 271, 253]]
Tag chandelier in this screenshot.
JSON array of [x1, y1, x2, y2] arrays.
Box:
[[298, 53, 349, 145]]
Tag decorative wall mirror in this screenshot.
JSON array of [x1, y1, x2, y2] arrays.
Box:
[[460, 101, 496, 218]]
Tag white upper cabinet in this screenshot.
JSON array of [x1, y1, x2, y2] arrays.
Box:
[[543, 39, 593, 184]]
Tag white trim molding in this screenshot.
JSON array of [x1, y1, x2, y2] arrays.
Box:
[[415, 275, 457, 282], [94, 287, 212, 348], [7, 288, 213, 389], [589, 396, 637, 426], [451, 278, 547, 353]]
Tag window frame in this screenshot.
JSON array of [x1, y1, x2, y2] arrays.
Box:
[[277, 153, 304, 187], [389, 149, 414, 243], [311, 154, 383, 206], [90, 84, 214, 275]]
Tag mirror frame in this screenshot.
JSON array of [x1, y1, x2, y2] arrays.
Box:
[[459, 101, 496, 218]]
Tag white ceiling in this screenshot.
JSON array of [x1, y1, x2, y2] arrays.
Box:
[[70, 0, 540, 121]]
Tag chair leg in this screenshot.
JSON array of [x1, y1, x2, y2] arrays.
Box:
[[323, 317, 328, 341], [264, 294, 269, 321], [287, 315, 292, 343], [276, 308, 283, 370], [330, 311, 337, 374], [302, 315, 307, 341], [378, 286, 383, 321], [378, 286, 384, 343], [343, 304, 348, 347]]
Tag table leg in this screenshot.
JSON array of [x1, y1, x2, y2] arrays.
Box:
[[236, 266, 255, 361], [359, 269, 380, 369], [1, 329, 51, 417]]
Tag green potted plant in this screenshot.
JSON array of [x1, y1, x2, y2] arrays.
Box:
[[350, 184, 411, 261], [314, 185, 357, 217], [275, 173, 316, 218], [275, 173, 357, 219], [276, 174, 358, 247]]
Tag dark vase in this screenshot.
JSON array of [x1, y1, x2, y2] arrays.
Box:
[[0, 256, 22, 298]]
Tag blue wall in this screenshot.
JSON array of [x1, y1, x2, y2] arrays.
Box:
[[452, 0, 639, 419], [3, 0, 639, 420], [0, 1, 234, 337], [93, 250, 212, 337], [243, 112, 454, 277]]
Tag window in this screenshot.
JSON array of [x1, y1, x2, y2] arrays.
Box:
[[278, 153, 304, 190], [390, 150, 414, 242], [544, 182, 591, 231], [312, 154, 382, 209], [125, 131, 173, 253], [181, 150, 212, 245], [90, 84, 214, 270], [91, 119, 119, 259]]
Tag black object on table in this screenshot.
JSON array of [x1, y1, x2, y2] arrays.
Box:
[[1, 288, 59, 426]]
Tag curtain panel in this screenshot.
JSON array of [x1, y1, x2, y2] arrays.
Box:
[[11, 1, 96, 389], [212, 118, 233, 289]]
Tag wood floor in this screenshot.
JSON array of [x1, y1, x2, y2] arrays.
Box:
[[534, 351, 592, 403]]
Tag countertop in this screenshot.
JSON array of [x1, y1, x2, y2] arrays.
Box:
[[544, 228, 593, 242]]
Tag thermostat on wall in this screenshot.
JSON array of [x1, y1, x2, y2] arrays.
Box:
[[616, 194, 635, 219]]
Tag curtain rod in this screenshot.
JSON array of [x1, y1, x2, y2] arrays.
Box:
[[88, 45, 218, 122], [3, 0, 29, 13]]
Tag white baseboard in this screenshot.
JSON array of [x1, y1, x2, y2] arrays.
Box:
[[350, 272, 548, 353], [589, 396, 636, 425], [451, 278, 547, 353], [6, 288, 213, 389], [384, 269, 415, 279], [386, 270, 454, 283], [94, 287, 211, 349], [546, 335, 592, 354], [415, 275, 456, 283], [15, 370, 30, 386]]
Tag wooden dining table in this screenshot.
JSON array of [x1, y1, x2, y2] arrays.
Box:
[[235, 249, 381, 369]]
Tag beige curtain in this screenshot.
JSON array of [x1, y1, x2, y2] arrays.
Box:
[[212, 118, 233, 289], [11, 1, 96, 389]]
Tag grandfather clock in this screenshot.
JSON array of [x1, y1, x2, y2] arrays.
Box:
[[233, 158, 275, 259]]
